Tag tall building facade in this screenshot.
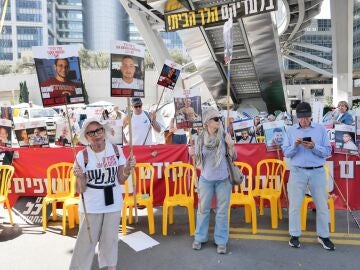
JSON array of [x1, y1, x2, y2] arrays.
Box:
[[82, 0, 129, 51], [0, 0, 48, 62], [353, 0, 360, 71], [47, 0, 83, 45], [286, 19, 332, 71]]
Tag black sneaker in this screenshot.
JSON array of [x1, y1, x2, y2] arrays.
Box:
[[318, 236, 335, 250], [289, 236, 300, 248]]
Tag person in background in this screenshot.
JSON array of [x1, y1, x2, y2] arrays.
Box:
[[169, 117, 187, 144], [334, 101, 353, 125], [282, 102, 335, 251], [189, 107, 236, 254], [70, 118, 136, 270], [122, 97, 161, 145]]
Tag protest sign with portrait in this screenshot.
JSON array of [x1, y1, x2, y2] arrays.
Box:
[[111, 41, 145, 97], [157, 60, 181, 90], [173, 88, 202, 129], [105, 119, 123, 145], [33, 45, 85, 107], [233, 119, 255, 144], [54, 120, 72, 147], [0, 106, 13, 121], [334, 124, 357, 155], [14, 121, 49, 148], [0, 119, 12, 147], [263, 120, 286, 152]]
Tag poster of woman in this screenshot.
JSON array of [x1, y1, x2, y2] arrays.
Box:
[[157, 60, 181, 90], [33, 45, 85, 107], [110, 41, 145, 97]]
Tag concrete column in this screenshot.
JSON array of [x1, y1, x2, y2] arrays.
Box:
[[331, 0, 354, 106]]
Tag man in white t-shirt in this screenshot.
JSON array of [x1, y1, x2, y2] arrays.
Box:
[[112, 56, 144, 90], [123, 97, 161, 145]]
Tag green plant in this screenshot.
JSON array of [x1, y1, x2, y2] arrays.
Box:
[[19, 81, 29, 103]]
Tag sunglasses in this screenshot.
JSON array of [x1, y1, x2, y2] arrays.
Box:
[[133, 105, 142, 108], [86, 127, 104, 137], [210, 117, 221, 122]]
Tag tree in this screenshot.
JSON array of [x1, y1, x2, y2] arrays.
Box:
[[19, 81, 29, 103]]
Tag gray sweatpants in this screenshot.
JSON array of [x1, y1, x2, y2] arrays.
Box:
[[69, 211, 121, 270]]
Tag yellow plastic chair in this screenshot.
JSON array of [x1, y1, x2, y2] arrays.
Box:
[[62, 196, 80, 235], [0, 165, 15, 224], [301, 164, 335, 232], [42, 162, 75, 232], [228, 162, 257, 234], [122, 163, 155, 235], [254, 159, 286, 229], [163, 163, 195, 236], [256, 136, 265, 143]]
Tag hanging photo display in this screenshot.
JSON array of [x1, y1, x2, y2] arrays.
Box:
[[263, 120, 286, 151], [173, 88, 202, 129], [110, 41, 145, 97], [157, 60, 181, 90], [105, 119, 123, 145], [0, 119, 12, 147], [33, 45, 85, 107], [54, 120, 72, 147], [14, 121, 49, 148], [334, 124, 358, 155], [233, 119, 255, 144]]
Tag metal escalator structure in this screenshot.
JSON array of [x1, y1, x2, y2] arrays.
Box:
[[119, 0, 324, 113]]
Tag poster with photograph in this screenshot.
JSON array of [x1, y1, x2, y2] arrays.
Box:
[[173, 88, 202, 129], [334, 124, 358, 155], [105, 119, 123, 145], [0, 119, 12, 147], [111, 41, 145, 97], [263, 120, 286, 151], [14, 121, 49, 148], [33, 45, 85, 107], [356, 114, 360, 137], [0, 107, 13, 121], [157, 60, 181, 90], [233, 119, 255, 144], [54, 120, 72, 147]]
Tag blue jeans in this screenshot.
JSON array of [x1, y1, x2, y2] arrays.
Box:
[[287, 166, 329, 238], [172, 134, 187, 144], [194, 176, 232, 245]]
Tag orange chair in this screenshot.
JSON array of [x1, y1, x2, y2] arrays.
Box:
[[254, 159, 286, 229], [162, 163, 195, 236], [0, 165, 15, 224], [228, 162, 257, 234], [122, 163, 155, 235], [42, 162, 75, 232], [301, 164, 335, 232]]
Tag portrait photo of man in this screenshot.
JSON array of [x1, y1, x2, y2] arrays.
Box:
[[268, 127, 285, 147], [157, 65, 180, 89], [111, 55, 144, 90], [29, 127, 48, 146]]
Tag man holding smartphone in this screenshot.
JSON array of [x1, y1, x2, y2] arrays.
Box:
[[282, 102, 335, 250]]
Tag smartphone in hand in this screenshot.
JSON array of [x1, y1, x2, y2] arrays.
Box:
[[302, 137, 312, 142]]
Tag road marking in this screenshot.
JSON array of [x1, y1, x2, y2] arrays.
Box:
[[228, 227, 360, 245], [229, 227, 360, 238]]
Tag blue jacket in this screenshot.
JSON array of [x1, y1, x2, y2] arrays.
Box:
[[338, 111, 353, 125]]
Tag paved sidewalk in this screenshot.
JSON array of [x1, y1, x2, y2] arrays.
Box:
[[1, 207, 360, 270]]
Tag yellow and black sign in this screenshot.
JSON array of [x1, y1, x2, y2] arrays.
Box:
[[164, 0, 277, 32]]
